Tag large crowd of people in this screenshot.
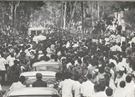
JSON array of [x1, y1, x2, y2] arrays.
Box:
[[0, 17, 135, 97]]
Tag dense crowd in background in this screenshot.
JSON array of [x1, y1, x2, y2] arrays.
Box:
[[0, 17, 135, 97]]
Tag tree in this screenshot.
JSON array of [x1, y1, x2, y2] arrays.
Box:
[[0, 1, 45, 36], [124, 7, 135, 30]]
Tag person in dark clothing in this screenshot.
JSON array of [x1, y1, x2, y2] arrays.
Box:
[[10, 60, 21, 84], [32, 73, 47, 87]]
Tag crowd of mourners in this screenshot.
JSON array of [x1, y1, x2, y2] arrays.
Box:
[[0, 17, 135, 97]]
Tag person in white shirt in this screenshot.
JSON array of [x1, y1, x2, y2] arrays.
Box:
[[80, 74, 94, 97], [6, 53, 16, 83], [38, 51, 44, 60], [59, 72, 74, 97], [46, 46, 52, 58], [50, 43, 56, 53], [9, 76, 26, 91], [0, 54, 6, 84], [115, 71, 126, 88], [110, 42, 122, 52], [92, 85, 107, 97], [113, 81, 127, 97], [6, 53, 15, 67], [120, 35, 126, 44], [116, 57, 125, 72], [124, 76, 135, 97], [72, 75, 81, 97]]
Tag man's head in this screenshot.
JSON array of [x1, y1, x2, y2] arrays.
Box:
[[94, 84, 100, 92], [55, 72, 62, 81], [118, 42, 121, 46], [99, 84, 106, 91], [106, 88, 113, 96], [64, 72, 72, 79], [19, 76, 26, 84], [11, 53, 14, 57], [87, 73, 92, 80], [36, 73, 42, 80], [126, 75, 132, 83], [99, 66, 105, 74], [112, 42, 116, 46], [117, 71, 124, 78], [74, 75, 80, 81], [120, 81, 126, 88], [14, 60, 19, 65]]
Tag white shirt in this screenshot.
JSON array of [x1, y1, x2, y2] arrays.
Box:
[[59, 79, 74, 97], [110, 69, 115, 81], [105, 38, 110, 45], [109, 59, 117, 66], [46, 47, 52, 54], [80, 80, 94, 97], [6, 55, 15, 67], [113, 87, 126, 97], [66, 41, 71, 48], [109, 34, 116, 43], [115, 35, 121, 44], [50, 44, 55, 51], [66, 63, 72, 69], [73, 81, 81, 97], [124, 81, 135, 97], [0, 84, 2, 90], [109, 79, 116, 91], [92, 91, 107, 97], [116, 62, 125, 72], [9, 81, 26, 91], [121, 36, 126, 44], [0, 57, 6, 71], [110, 45, 122, 52], [116, 45, 122, 52], [115, 74, 126, 88], [131, 37, 135, 43]]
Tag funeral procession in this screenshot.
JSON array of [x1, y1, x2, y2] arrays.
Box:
[[1, 1, 135, 97]]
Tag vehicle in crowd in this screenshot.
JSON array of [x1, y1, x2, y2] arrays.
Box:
[[20, 71, 56, 87], [20, 61, 61, 87], [32, 61, 61, 72], [4, 87, 59, 97], [28, 27, 46, 36]]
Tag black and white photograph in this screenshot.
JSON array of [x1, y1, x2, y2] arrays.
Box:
[[0, 1, 135, 97]]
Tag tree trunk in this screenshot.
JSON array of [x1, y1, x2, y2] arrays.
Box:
[[12, 1, 20, 34], [97, 1, 100, 21], [81, 1, 84, 39], [91, 2, 94, 28], [63, 2, 67, 30], [68, 1, 77, 30]]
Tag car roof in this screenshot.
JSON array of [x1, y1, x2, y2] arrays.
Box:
[[8, 87, 58, 96], [32, 61, 61, 68], [20, 71, 56, 77]]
